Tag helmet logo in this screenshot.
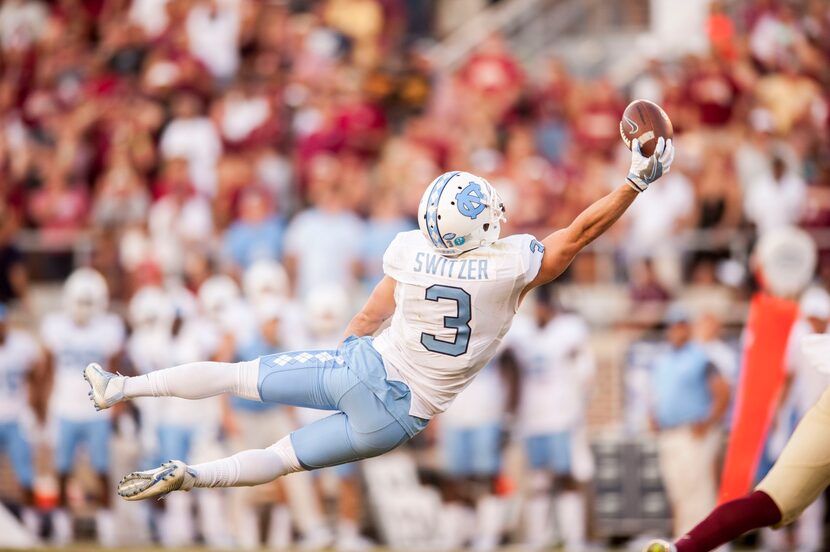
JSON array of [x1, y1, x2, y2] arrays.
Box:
[[455, 182, 487, 220], [453, 236, 466, 246]]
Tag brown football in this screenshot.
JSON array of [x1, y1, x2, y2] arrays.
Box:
[[619, 99, 673, 157]]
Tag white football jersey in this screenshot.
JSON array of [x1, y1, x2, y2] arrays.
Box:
[[507, 313, 595, 435], [160, 318, 224, 429], [440, 361, 505, 428], [373, 230, 544, 418], [0, 330, 42, 423], [41, 312, 125, 421]]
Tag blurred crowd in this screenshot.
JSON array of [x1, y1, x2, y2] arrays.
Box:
[[0, 0, 828, 313], [1, 0, 830, 549]]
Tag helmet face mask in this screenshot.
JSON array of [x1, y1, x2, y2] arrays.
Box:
[[418, 171, 506, 257]]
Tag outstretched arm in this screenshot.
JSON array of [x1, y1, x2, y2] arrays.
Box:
[[342, 275, 397, 342], [524, 137, 674, 294]]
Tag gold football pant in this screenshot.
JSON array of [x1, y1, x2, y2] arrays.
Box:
[[756, 386, 830, 526]]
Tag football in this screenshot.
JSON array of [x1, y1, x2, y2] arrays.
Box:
[[619, 99, 673, 157]]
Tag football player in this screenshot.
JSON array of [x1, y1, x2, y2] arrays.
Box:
[[438, 352, 517, 550], [41, 268, 125, 545], [84, 138, 674, 501], [509, 288, 595, 551], [294, 286, 374, 550], [229, 297, 295, 550], [0, 303, 47, 535]]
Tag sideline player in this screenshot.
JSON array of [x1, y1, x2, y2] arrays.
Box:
[[645, 329, 830, 552], [41, 268, 125, 545], [438, 351, 518, 550], [85, 138, 674, 500], [509, 289, 595, 550], [0, 303, 46, 534]]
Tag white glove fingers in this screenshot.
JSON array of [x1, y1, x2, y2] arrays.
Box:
[[631, 139, 642, 156], [661, 139, 675, 173], [660, 138, 674, 163], [653, 136, 665, 158]]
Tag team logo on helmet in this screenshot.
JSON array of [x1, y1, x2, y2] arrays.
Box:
[[455, 182, 487, 220]]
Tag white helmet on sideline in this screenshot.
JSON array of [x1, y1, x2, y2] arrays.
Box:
[[198, 275, 241, 322], [129, 286, 175, 333], [418, 171, 506, 257], [243, 260, 289, 302], [305, 285, 350, 338], [63, 268, 108, 324]]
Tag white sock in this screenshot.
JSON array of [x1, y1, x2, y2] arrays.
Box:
[[235, 503, 260, 550], [191, 437, 303, 488], [474, 495, 504, 550], [161, 492, 194, 547], [555, 491, 586, 550], [198, 490, 232, 549], [95, 509, 116, 547], [51, 508, 73, 545], [124, 359, 260, 401], [266, 505, 292, 549], [524, 495, 552, 548]]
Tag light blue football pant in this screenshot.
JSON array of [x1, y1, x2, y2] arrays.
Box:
[[256, 348, 423, 470], [0, 421, 34, 488]]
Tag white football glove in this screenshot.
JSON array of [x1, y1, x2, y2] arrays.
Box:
[[627, 136, 675, 192]]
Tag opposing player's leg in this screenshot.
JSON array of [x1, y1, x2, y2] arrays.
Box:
[[116, 347, 423, 500]]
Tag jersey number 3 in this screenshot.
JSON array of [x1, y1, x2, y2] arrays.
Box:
[[420, 284, 471, 357]]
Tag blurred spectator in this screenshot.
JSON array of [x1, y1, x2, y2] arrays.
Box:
[[749, 4, 803, 72], [283, 157, 365, 298], [324, 0, 385, 68], [630, 259, 670, 303], [695, 311, 739, 384], [361, 186, 414, 289], [147, 158, 215, 276], [92, 161, 151, 230], [159, 93, 223, 196], [650, 305, 730, 537], [186, 0, 242, 82], [685, 56, 739, 128], [221, 187, 285, 273], [0, 204, 28, 305], [706, 1, 737, 60], [755, 56, 824, 135], [623, 169, 694, 263], [27, 169, 89, 247], [0, 0, 47, 52], [743, 155, 806, 235]]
